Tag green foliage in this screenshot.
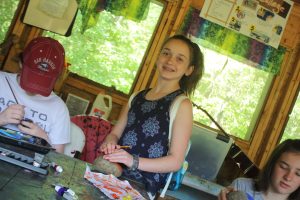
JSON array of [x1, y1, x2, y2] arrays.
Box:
[[192, 46, 272, 140], [281, 93, 300, 142], [0, 0, 19, 42], [45, 3, 162, 94]]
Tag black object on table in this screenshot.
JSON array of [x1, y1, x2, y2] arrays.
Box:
[[0, 145, 48, 175], [0, 141, 149, 200]]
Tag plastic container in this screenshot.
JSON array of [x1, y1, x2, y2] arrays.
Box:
[[89, 94, 112, 120]]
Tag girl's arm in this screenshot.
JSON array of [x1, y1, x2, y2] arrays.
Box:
[[100, 102, 129, 154]]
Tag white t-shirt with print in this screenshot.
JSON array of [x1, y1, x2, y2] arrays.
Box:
[[0, 71, 70, 145]]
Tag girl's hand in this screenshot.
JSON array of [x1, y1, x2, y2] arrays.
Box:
[[218, 187, 234, 200], [100, 142, 119, 155], [0, 104, 25, 126], [103, 149, 134, 168], [18, 121, 49, 142]]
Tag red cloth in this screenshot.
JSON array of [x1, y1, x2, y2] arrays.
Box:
[[71, 115, 112, 163]]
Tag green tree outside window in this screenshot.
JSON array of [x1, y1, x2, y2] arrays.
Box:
[[192, 45, 273, 140], [0, 0, 19, 42], [44, 1, 163, 94], [281, 92, 300, 142]]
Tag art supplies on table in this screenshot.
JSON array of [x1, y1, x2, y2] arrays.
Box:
[[0, 126, 53, 154]]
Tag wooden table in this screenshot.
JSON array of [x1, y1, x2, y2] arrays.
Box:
[[0, 142, 149, 200]]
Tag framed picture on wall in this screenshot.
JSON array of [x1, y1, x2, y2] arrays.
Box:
[[66, 93, 90, 116]]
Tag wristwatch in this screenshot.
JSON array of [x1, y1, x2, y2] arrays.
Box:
[[129, 154, 139, 171]]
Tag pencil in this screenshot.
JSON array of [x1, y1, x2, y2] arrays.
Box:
[[119, 145, 131, 149]]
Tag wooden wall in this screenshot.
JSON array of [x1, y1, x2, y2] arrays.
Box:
[[0, 0, 300, 168]]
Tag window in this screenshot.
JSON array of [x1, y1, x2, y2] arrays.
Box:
[[192, 44, 273, 140], [0, 0, 19, 42], [44, 1, 163, 94], [281, 91, 300, 142]]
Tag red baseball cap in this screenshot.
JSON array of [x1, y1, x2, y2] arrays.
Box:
[[20, 37, 65, 97]]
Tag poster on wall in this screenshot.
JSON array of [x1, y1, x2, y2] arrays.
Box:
[[200, 0, 294, 49]]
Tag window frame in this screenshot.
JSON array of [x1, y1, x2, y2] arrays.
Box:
[[249, 48, 300, 168]]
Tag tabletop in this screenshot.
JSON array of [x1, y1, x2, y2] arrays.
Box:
[[0, 142, 149, 200]]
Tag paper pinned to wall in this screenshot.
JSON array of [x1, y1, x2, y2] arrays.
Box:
[[38, 0, 69, 18], [22, 0, 78, 36], [200, 0, 294, 49]]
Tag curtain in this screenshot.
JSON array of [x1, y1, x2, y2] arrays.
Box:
[[105, 0, 150, 22], [78, 0, 99, 33], [78, 0, 150, 33], [180, 8, 286, 74]]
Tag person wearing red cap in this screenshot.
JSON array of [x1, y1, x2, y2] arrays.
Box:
[[0, 37, 70, 153]]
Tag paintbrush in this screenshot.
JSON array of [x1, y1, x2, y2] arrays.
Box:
[[5, 77, 19, 104], [119, 145, 131, 149]]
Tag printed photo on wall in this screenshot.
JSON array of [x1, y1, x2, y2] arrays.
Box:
[[200, 0, 294, 48]]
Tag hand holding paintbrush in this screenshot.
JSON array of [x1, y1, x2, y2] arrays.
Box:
[[0, 103, 25, 126], [5, 77, 33, 127]]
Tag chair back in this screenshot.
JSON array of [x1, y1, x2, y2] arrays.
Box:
[[159, 141, 191, 198], [64, 122, 86, 157]]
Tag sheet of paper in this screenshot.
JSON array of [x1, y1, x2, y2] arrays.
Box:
[[22, 0, 77, 35], [84, 165, 146, 200]]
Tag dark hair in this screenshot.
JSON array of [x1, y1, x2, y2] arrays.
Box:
[[254, 139, 300, 199], [161, 35, 204, 97]]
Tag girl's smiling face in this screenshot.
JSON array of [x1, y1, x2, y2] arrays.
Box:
[[156, 39, 194, 81], [270, 151, 300, 196]]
